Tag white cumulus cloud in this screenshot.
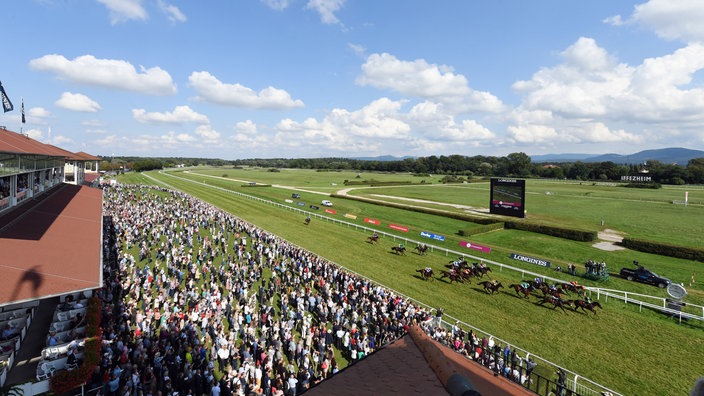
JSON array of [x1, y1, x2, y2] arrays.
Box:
[[133, 105, 209, 124], [510, 37, 704, 148], [306, 0, 345, 25], [157, 0, 186, 23], [631, 0, 704, 42], [189, 71, 304, 109], [357, 53, 504, 114], [195, 124, 221, 142], [96, 0, 148, 25], [55, 92, 102, 112], [29, 54, 177, 95]]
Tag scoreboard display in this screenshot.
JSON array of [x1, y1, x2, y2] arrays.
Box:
[[489, 178, 526, 218]]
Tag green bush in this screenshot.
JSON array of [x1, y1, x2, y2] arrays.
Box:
[[504, 221, 597, 242], [620, 237, 704, 261], [623, 182, 661, 189]]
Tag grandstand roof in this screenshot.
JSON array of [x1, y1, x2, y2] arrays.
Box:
[[0, 184, 103, 307], [307, 325, 534, 396], [46, 144, 87, 161], [74, 151, 101, 161], [0, 127, 67, 157]]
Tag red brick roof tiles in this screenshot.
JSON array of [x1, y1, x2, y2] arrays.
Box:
[[0, 127, 66, 156]]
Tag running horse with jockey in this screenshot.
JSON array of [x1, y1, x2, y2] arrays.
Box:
[[367, 232, 380, 244], [416, 267, 434, 280]]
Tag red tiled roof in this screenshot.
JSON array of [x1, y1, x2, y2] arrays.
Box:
[[0, 127, 68, 157], [84, 173, 100, 183], [75, 151, 101, 161], [46, 144, 86, 161], [307, 325, 534, 396], [0, 184, 103, 306], [307, 332, 449, 395]]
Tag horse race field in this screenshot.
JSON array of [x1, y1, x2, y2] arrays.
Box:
[[116, 167, 704, 396]]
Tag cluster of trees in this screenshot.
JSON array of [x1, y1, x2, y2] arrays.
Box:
[[100, 153, 704, 185], [232, 154, 704, 185], [99, 157, 230, 173]]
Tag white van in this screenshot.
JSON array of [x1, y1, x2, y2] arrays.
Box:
[[321, 200, 333, 207]]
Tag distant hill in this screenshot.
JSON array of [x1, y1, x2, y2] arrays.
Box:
[[532, 147, 704, 166], [530, 153, 593, 163]]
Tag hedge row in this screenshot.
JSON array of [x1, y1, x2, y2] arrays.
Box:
[[330, 193, 498, 225], [620, 237, 704, 261], [332, 193, 598, 241], [504, 221, 598, 242], [459, 222, 505, 237]]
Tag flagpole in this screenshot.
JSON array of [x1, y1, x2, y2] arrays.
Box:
[[20, 97, 25, 134]]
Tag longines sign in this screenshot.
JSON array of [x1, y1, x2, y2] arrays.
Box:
[[510, 253, 551, 268]]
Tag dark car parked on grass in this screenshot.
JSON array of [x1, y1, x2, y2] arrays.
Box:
[[620, 261, 671, 288]]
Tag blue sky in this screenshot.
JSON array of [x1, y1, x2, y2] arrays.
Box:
[[2, 0, 703, 160]]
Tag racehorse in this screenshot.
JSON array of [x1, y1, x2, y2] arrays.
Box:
[[458, 268, 474, 282], [536, 294, 570, 313], [416, 268, 434, 280], [304, 217, 311, 225], [561, 282, 586, 296], [539, 284, 566, 299], [391, 246, 407, 255], [438, 270, 464, 284], [569, 299, 602, 315], [474, 265, 492, 279], [478, 280, 503, 294], [448, 258, 469, 269], [509, 283, 533, 299], [415, 244, 429, 255], [445, 261, 470, 271], [367, 235, 379, 244]]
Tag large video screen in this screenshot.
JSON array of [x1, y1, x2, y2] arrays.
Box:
[[489, 178, 525, 218]]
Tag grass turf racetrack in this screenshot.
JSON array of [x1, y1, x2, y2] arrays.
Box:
[[115, 168, 704, 396]]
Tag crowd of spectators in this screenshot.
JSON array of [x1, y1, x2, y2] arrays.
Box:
[[94, 184, 434, 396], [420, 319, 535, 386]]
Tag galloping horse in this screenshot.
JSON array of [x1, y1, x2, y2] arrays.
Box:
[[569, 299, 602, 314], [539, 284, 566, 299], [391, 246, 407, 255], [416, 268, 434, 281], [509, 283, 533, 299], [536, 295, 570, 313], [474, 265, 492, 279], [561, 282, 586, 296], [304, 216, 311, 225], [367, 234, 380, 244], [415, 244, 429, 255], [438, 270, 464, 284], [448, 258, 469, 269], [478, 280, 503, 294]]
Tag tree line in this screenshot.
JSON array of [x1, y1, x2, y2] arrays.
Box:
[[99, 153, 704, 185]]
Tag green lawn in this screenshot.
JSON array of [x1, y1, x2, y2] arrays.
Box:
[[116, 169, 704, 396]]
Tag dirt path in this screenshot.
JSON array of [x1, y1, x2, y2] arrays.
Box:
[[593, 229, 625, 251]]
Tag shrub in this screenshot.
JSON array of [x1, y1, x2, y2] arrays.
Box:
[[504, 221, 597, 242], [623, 182, 661, 189], [620, 238, 704, 261]]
